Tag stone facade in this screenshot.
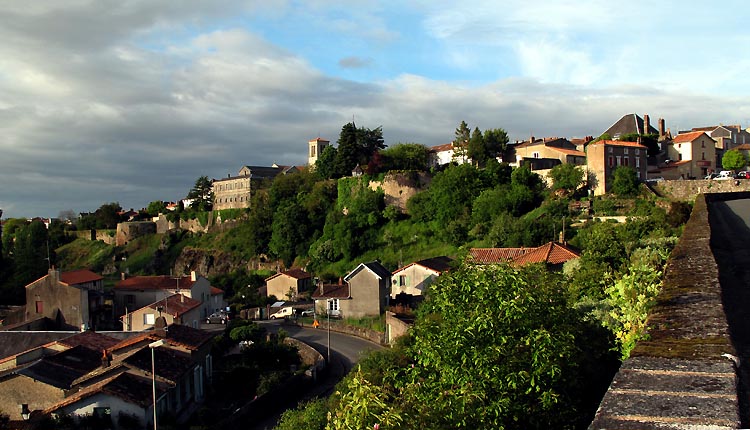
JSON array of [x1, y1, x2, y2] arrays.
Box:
[[308, 137, 330, 168], [369, 171, 431, 212], [25, 269, 90, 330], [115, 221, 156, 246], [265, 269, 312, 301], [0, 374, 66, 420], [586, 140, 648, 195], [651, 179, 750, 202]]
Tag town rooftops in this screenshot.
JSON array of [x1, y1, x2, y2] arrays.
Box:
[[110, 324, 215, 353], [312, 283, 350, 299], [469, 248, 529, 264], [265, 268, 312, 282], [344, 261, 392, 282], [17, 345, 104, 389], [59, 269, 103, 286], [123, 346, 194, 383], [56, 331, 120, 352], [45, 371, 169, 414], [146, 294, 201, 316], [672, 131, 707, 143], [587, 139, 648, 149], [510, 242, 580, 266], [115, 275, 197, 291], [602, 113, 660, 138]]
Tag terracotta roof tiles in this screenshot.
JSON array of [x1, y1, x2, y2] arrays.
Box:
[[673, 131, 706, 143], [116, 275, 195, 291], [511, 242, 581, 266], [312, 284, 350, 299], [588, 140, 648, 149], [469, 248, 529, 264], [59, 269, 102, 285]]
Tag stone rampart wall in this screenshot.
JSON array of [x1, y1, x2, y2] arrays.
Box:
[[653, 179, 750, 201], [370, 171, 431, 212]]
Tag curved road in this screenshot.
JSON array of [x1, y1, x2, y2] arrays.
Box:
[[248, 320, 384, 430]]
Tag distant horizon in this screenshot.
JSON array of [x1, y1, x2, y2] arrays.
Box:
[[2, 1, 748, 218]]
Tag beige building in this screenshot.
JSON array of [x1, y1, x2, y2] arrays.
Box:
[[667, 131, 716, 178], [391, 256, 453, 298], [586, 140, 648, 195], [513, 137, 586, 169], [312, 261, 391, 319], [212, 165, 287, 210], [121, 293, 203, 331], [308, 137, 330, 168], [265, 268, 312, 301]]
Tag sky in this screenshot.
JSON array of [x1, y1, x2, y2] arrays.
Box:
[[2, 1, 750, 218]]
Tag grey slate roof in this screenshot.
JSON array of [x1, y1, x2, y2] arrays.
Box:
[[602, 113, 659, 139], [344, 261, 392, 282]]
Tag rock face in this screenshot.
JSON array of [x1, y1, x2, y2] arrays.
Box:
[[173, 247, 245, 278], [369, 171, 431, 213]]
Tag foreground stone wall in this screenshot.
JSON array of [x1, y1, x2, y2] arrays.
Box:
[[589, 194, 740, 429], [652, 179, 750, 201]]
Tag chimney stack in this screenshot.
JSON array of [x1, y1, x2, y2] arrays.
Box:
[[191, 271, 197, 282], [121, 272, 126, 281], [644, 114, 650, 134], [101, 350, 111, 368], [658, 118, 665, 138]]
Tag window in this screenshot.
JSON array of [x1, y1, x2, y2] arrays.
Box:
[[608, 156, 614, 167], [328, 299, 340, 311], [310, 145, 316, 157], [143, 313, 155, 325], [624, 148, 629, 155], [399, 275, 407, 286], [532, 152, 540, 158], [636, 158, 640, 168], [624, 157, 629, 167], [608, 147, 613, 153], [616, 156, 621, 166], [35, 301, 43, 314], [702, 141, 705, 148], [702, 152, 705, 160], [635, 149, 640, 155]]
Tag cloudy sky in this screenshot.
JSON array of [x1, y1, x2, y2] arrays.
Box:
[[2, 1, 749, 218]]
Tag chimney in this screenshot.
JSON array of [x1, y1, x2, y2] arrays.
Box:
[[121, 272, 126, 281], [658, 118, 665, 138], [338, 276, 343, 285], [191, 271, 197, 282], [644, 114, 650, 134], [101, 350, 111, 368], [530, 135, 535, 143], [180, 294, 184, 303]]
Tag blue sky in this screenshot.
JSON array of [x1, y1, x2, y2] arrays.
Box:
[[1, 1, 749, 218]]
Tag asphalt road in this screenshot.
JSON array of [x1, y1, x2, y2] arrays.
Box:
[[245, 319, 384, 430]]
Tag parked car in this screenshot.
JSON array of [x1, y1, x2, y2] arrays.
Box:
[[704, 173, 718, 180], [715, 170, 733, 180], [270, 306, 294, 319], [206, 311, 229, 324], [299, 309, 315, 317], [736, 171, 750, 179]]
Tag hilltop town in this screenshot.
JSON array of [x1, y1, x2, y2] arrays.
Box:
[[0, 112, 748, 429]]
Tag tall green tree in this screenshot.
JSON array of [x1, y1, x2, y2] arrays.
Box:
[[483, 128, 509, 160], [452, 121, 471, 163], [722, 149, 747, 172], [549, 163, 584, 194], [467, 127, 486, 166], [611, 166, 640, 197], [187, 176, 214, 211]]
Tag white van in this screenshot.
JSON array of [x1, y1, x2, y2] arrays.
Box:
[[716, 170, 733, 180], [270, 307, 294, 319]]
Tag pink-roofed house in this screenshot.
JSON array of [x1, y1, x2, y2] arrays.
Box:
[[114, 271, 212, 321]]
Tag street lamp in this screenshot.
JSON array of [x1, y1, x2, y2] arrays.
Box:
[[326, 299, 332, 363], [149, 339, 166, 430]]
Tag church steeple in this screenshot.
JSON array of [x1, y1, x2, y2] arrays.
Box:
[[308, 137, 330, 169]]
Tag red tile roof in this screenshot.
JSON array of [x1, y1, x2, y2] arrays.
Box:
[[430, 143, 453, 152], [109, 324, 216, 353], [511, 242, 581, 266], [147, 294, 201, 316], [210, 286, 224, 295], [60, 269, 102, 285], [56, 331, 120, 352], [736, 144, 750, 151], [588, 140, 648, 149], [116, 275, 195, 291], [312, 284, 350, 299], [673, 131, 706, 143], [266, 268, 312, 282], [469, 248, 530, 264]]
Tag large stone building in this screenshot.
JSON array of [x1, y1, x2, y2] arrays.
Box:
[[586, 140, 648, 195], [212, 165, 296, 210]]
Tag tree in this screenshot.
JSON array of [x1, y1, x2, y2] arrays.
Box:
[[453, 120, 471, 163], [315, 145, 339, 180], [483, 128, 509, 160], [722, 149, 747, 172], [187, 176, 214, 211], [146, 200, 167, 216], [549, 163, 584, 193], [467, 127, 486, 166], [611, 166, 640, 196], [379, 143, 431, 171]]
